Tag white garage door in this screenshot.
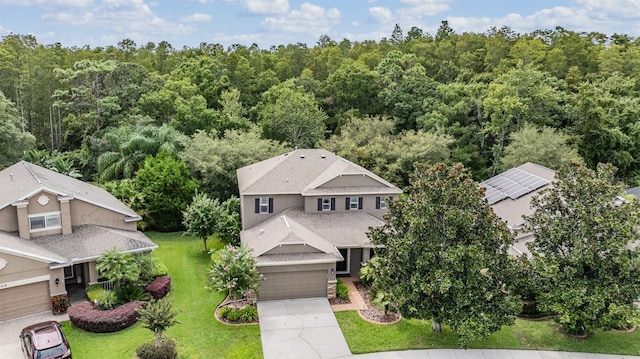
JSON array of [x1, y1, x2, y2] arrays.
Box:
[[259, 270, 327, 301], [0, 281, 50, 321]]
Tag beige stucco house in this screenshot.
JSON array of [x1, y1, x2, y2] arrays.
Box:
[[0, 161, 157, 320], [479, 162, 556, 256], [237, 149, 402, 301]]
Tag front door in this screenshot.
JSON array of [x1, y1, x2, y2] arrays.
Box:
[[336, 248, 350, 274]]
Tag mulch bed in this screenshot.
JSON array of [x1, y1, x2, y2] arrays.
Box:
[[214, 297, 259, 326], [329, 296, 351, 305], [354, 281, 401, 324]]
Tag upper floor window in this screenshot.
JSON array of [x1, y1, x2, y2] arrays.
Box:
[[317, 198, 335, 211], [346, 197, 363, 210], [29, 212, 61, 231], [255, 197, 273, 214], [376, 196, 388, 209]]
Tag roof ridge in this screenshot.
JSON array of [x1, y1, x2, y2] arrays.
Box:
[[21, 161, 42, 184]]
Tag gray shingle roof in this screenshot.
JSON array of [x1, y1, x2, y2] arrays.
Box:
[[0, 231, 68, 264], [237, 149, 401, 196], [0, 161, 140, 220], [30, 225, 157, 266], [484, 163, 556, 228], [627, 187, 640, 198]]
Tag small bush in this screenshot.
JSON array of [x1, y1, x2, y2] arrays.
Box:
[[336, 279, 349, 300], [116, 284, 148, 304], [153, 261, 169, 278], [145, 276, 172, 300], [68, 300, 143, 333], [136, 338, 177, 359], [97, 291, 118, 310], [219, 305, 258, 323], [86, 284, 105, 303], [51, 295, 70, 314]]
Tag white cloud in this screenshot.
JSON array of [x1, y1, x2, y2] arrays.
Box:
[[261, 3, 340, 36], [352, 20, 360, 27], [368, 6, 393, 24], [182, 13, 211, 22], [397, 0, 452, 17], [224, 0, 289, 15], [0, 0, 91, 5]]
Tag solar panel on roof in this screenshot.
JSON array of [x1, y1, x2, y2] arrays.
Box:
[[479, 168, 549, 204]]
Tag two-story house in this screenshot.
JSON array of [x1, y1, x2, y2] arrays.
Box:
[[0, 161, 157, 320], [237, 149, 402, 301]]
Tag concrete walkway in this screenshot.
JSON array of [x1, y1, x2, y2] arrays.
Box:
[[0, 310, 69, 359], [331, 276, 367, 312], [258, 297, 352, 359]]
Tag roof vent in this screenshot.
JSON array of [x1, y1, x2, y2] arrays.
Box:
[[9, 173, 13, 181], [321, 154, 326, 159], [259, 229, 265, 235], [300, 154, 305, 158]]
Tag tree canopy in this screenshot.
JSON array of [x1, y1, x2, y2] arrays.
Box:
[[525, 163, 640, 336], [368, 163, 519, 347]]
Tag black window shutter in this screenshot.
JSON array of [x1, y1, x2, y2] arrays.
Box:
[[358, 197, 363, 210], [255, 198, 260, 213], [268, 197, 274, 213], [375, 196, 381, 209], [331, 198, 335, 211], [317, 198, 322, 211], [345, 197, 350, 210]]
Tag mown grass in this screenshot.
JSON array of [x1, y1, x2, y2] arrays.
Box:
[[336, 311, 640, 355], [62, 232, 262, 359]]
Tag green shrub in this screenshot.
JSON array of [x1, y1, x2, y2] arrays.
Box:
[[116, 284, 148, 304], [86, 283, 105, 303], [219, 305, 258, 323], [336, 279, 349, 300], [153, 260, 169, 278], [98, 290, 118, 310], [135, 338, 177, 359]]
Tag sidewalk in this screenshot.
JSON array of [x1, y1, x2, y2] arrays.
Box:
[[331, 276, 367, 312]]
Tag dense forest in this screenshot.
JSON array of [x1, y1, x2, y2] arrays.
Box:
[[1, 22, 639, 230]]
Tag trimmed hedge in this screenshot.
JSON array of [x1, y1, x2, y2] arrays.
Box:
[[145, 275, 171, 300], [68, 300, 144, 333]]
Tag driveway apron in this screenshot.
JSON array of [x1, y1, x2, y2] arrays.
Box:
[[258, 298, 352, 359]]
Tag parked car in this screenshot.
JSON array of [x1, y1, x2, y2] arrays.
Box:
[[19, 321, 71, 359]]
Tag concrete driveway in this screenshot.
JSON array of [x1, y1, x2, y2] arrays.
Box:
[[258, 297, 352, 359], [0, 311, 69, 359]]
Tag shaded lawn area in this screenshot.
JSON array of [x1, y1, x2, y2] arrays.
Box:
[[336, 311, 640, 356], [62, 232, 262, 359]]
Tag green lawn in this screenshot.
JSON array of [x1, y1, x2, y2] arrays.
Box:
[[62, 232, 262, 359], [335, 311, 640, 355]]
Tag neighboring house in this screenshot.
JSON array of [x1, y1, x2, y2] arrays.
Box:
[[479, 162, 556, 256], [237, 149, 402, 301], [0, 161, 157, 321]]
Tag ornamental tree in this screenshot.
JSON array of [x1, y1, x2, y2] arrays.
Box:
[[525, 163, 640, 335], [183, 193, 242, 252], [208, 245, 261, 310], [96, 250, 140, 291], [136, 297, 180, 348], [368, 163, 519, 347]]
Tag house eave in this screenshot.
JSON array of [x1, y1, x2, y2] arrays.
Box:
[[256, 258, 337, 267]]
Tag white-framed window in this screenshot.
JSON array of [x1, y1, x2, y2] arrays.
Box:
[[259, 197, 270, 214], [350, 197, 359, 210], [322, 198, 331, 211], [28, 212, 62, 231], [380, 197, 387, 209]]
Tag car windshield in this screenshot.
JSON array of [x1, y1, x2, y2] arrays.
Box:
[[36, 342, 68, 359]]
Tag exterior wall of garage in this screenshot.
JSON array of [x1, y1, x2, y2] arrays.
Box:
[[257, 262, 336, 301], [0, 253, 53, 320]]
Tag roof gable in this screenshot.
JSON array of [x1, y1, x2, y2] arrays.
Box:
[[237, 149, 401, 195], [0, 161, 140, 220]]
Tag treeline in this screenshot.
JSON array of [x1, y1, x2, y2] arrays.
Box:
[[1, 22, 639, 228]]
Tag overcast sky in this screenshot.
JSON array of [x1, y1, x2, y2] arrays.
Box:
[[1, 0, 639, 49]]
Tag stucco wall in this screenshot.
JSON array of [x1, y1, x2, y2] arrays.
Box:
[[303, 194, 394, 219], [241, 194, 304, 229], [0, 252, 50, 285], [69, 200, 136, 230], [0, 206, 18, 232], [320, 174, 385, 188], [27, 192, 61, 214]]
